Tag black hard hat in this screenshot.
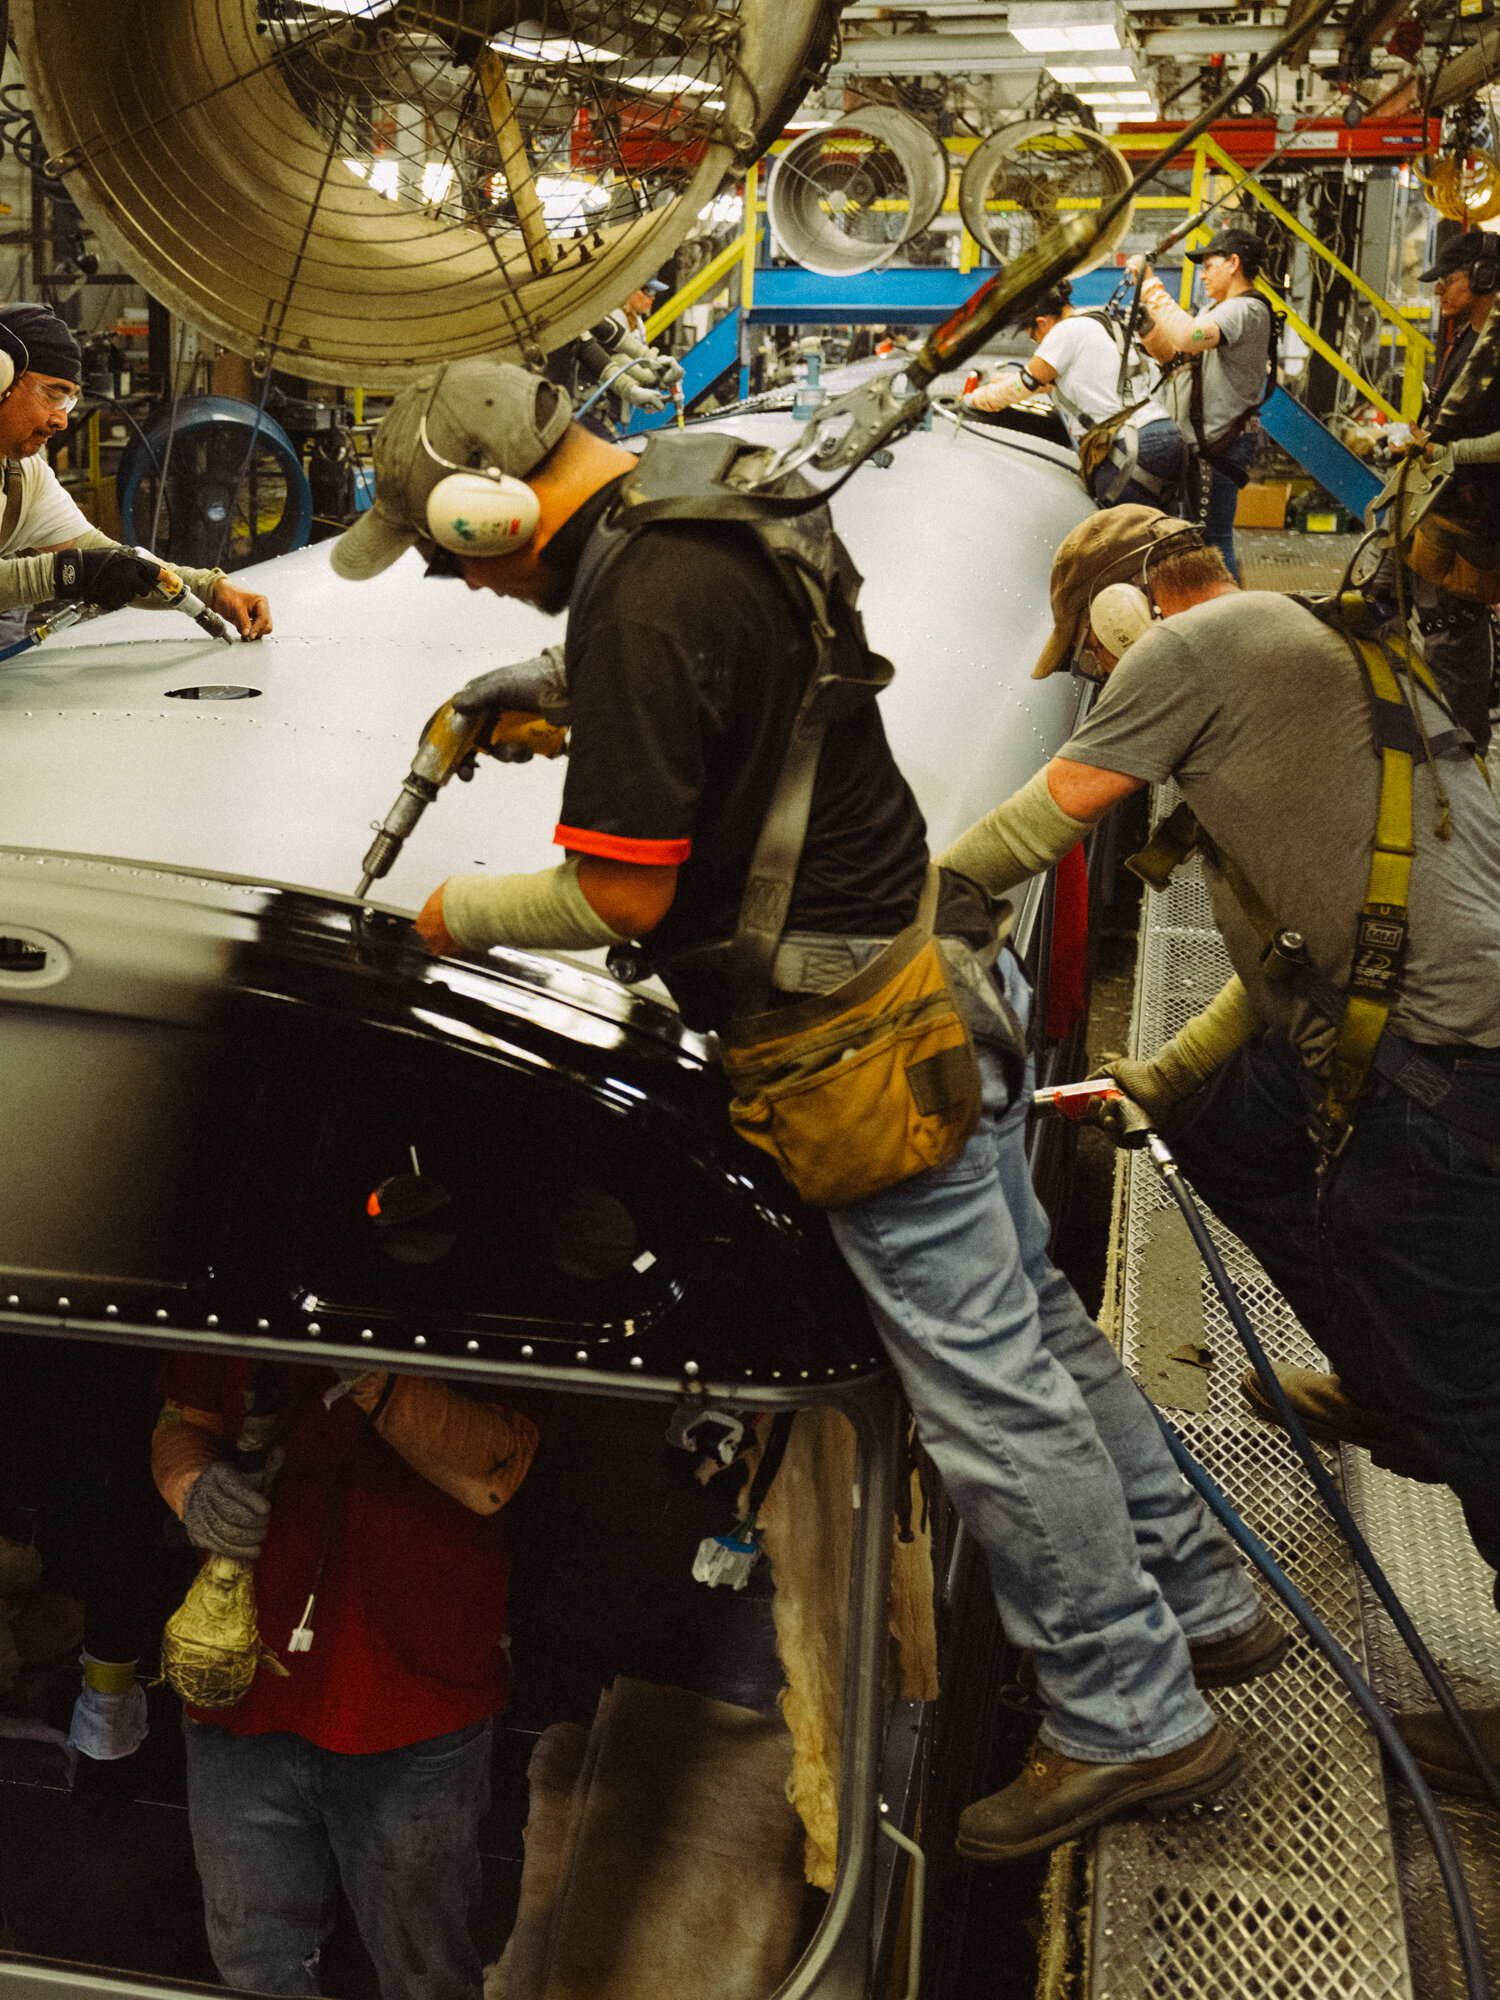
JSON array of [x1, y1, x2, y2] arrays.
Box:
[[1185, 227, 1265, 277], [1419, 233, 1500, 286]]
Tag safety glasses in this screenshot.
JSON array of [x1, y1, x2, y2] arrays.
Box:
[[28, 379, 80, 414]]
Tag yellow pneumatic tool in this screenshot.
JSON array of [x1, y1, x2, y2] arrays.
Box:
[[356, 697, 568, 899]]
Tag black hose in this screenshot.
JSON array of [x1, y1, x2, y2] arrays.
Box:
[[1145, 1130, 1500, 1815], [1155, 1413, 1493, 2000]]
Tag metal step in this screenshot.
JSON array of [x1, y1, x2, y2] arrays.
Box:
[[1058, 836, 1500, 1998]]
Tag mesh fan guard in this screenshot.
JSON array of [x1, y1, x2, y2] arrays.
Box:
[[16, 0, 834, 386]]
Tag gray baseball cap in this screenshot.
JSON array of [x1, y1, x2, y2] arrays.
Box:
[[331, 359, 572, 581]]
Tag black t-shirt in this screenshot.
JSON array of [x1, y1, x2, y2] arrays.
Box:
[[545, 476, 930, 983], [1426, 319, 1500, 518]]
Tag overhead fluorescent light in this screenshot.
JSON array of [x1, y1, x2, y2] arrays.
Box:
[[1047, 62, 1136, 81], [489, 34, 615, 62], [1008, 0, 1123, 53], [420, 161, 454, 204], [1079, 89, 1152, 103], [369, 160, 399, 202], [617, 71, 714, 94]]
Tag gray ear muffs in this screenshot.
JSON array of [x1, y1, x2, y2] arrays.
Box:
[[0, 323, 29, 398], [1472, 247, 1500, 297]]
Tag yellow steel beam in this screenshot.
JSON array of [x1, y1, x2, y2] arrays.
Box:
[[740, 157, 759, 316], [475, 49, 555, 275], [1256, 278, 1402, 421], [1180, 138, 1208, 309]]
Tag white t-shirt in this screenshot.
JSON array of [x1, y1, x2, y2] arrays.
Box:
[[0, 452, 92, 555], [1033, 315, 1172, 440]]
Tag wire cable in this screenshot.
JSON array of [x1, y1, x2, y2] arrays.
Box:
[[1145, 1128, 1500, 1812]]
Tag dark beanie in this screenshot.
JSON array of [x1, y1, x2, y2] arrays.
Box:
[[0, 305, 82, 384]]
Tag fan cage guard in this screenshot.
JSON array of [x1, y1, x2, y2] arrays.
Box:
[[117, 396, 314, 572], [766, 106, 949, 278], [959, 119, 1134, 274], [16, 1, 829, 387]]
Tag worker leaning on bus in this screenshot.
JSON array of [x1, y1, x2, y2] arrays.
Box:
[[0, 304, 270, 643], [329, 359, 1285, 1869], [940, 503, 1500, 1800]]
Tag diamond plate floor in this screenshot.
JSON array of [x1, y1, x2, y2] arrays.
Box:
[[1080, 838, 1500, 2000]]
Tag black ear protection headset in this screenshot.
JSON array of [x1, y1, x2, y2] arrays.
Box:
[[1072, 524, 1208, 679], [0, 323, 31, 401], [1470, 239, 1500, 298]]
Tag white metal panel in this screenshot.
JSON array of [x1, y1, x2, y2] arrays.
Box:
[[0, 421, 1091, 910]]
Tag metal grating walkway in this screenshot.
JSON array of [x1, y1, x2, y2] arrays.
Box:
[[1077, 834, 1500, 2000]]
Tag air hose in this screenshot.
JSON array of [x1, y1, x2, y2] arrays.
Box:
[[1143, 1127, 1500, 1818], [1156, 1415, 1493, 2000]]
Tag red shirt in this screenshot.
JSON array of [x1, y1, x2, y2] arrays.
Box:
[[161, 1356, 516, 1753]]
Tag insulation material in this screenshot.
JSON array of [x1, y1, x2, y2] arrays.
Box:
[[485, 1723, 589, 2000], [493, 1679, 805, 2000], [757, 1409, 938, 1889]]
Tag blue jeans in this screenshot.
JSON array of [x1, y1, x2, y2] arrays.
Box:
[[1090, 417, 1186, 512], [1197, 428, 1258, 580], [1162, 1031, 1500, 1577], [184, 1717, 492, 2000], [827, 952, 1257, 1763]]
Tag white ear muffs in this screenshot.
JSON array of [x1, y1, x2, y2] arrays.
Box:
[[0, 325, 30, 400], [1090, 581, 1154, 660], [425, 469, 540, 557]]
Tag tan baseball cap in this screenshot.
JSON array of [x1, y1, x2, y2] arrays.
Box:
[[331, 359, 572, 581], [1032, 506, 1205, 679]]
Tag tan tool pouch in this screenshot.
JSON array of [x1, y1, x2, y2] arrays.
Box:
[[1403, 512, 1500, 605], [720, 870, 982, 1209]]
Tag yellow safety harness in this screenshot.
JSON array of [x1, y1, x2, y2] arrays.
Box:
[[1127, 617, 1459, 1154]]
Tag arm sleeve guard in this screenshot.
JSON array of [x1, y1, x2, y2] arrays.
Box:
[[348, 1373, 540, 1514], [441, 854, 630, 954], [936, 767, 1095, 898]]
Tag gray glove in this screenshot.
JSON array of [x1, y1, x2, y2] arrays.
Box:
[[450, 644, 570, 726], [652, 352, 685, 389], [612, 376, 667, 413], [180, 1452, 283, 1560]]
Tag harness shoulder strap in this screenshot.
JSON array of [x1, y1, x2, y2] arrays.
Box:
[[0, 466, 25, 552]]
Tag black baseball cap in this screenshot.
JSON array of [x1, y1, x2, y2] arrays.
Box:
[[1420, 233, 1499, 285], [1186, 228, 1264, 277]]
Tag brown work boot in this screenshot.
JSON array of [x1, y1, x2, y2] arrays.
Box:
[[1239, 1367, 1440, 1480], [1187, 1606, 1291, 1688], [1394, 1707, 1500, 1800], [955, 1722, 1242, 1862]]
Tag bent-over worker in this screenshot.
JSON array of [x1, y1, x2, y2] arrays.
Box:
[[939, 503, 1500, 1799], [330, 360, 1284, 1867], [964, 278, 1186, 509], [0, 306, 270, 643]]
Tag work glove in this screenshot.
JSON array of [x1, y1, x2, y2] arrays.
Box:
[[450, 645, 570, 728], [50, 546, 164, 612], [68, 1657, 149, 1761], [651, 352, 685, 389], [1081, 1053, 1168, 1145], [180, 1451, 284, 1560], [614, 378, 667, 414]]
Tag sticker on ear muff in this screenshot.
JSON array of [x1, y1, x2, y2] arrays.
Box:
[[426, 470, 540, 557], [1090, 581, 1154, 660], [0, 323, 30, 399]]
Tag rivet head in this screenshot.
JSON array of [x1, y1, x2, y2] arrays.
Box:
[[308, 1322, 321, 1336], [257, 1318, 270, 1330], [361, 1328, 374, 1341], [467, 1340, 479, 1353], [156, 1309, 168, 1322], [575, 1349, 588, 1363], [106, 1304, 119, 1317], [206, 1314, 219, 1328], [684, 1360, 699, 1377], [57, 1297, 70, 1310], [629, 1355, 644, 1369], [414, 1335, 427, 1347], [520, 1344, 534, 1358]]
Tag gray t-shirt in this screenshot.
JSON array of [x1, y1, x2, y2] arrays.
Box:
[[1161, 293, 1272, 443], [1060, 592, 1500, 1051]]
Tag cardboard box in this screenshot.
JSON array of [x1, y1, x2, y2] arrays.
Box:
[[1235, 481, 1291, 529]]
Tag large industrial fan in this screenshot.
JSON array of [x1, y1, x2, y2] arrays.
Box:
[[767, 107, 948, 276], [116, 396, 314, 571], [14, 1, 841, 386], [959, 120, 1133, 273]]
